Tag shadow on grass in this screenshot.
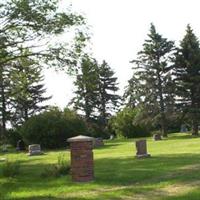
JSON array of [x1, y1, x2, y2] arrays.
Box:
[[1, 153, 200, 199]]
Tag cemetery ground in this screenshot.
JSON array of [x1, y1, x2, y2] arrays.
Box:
[[1, 134, 200, 199]]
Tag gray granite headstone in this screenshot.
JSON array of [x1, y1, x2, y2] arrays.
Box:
[[28, 144, 43, 156], [93, 138, 104, 148], [153, 134, 162, 141], [135, 140, 151, 158]]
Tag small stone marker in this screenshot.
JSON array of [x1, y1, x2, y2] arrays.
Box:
[[2, 144, 8, 152], [16, 140, 26, 151], [110, 134, 114, 140], [28, 144, 43, 156], [135, 139, 151, 158], [67, 135, 94, 182], [180, 124, 188, 132], [153, 134, 162, 141], [93, 138, 104, 148]]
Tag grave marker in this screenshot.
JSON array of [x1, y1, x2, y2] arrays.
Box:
[[67, 135, 94, 182], [28, 144, 43, 156], [135, 139, 151, 158]]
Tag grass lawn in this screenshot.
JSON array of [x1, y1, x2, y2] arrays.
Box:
[[1, 133, 200, 200]]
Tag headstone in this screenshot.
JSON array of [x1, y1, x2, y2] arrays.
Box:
[[28, 144, 43, 156], [180, 124, 187, 132], [110, 134, 114, 140], [135, 139, 151, 158], [16, 140, 26, 151], [2, 144, 8, 152], [67, 135, 94, 182], [93, 138, 104, 148], [153, 134, 162, 141]]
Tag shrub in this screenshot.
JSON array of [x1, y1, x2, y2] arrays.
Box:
[[57, 154, 70, 175], [1, 159, 20, 177], [20, 107, 87, 149], [86, 120, 110, 139], [109, 107, 150, 138], [41, 154, 70, 178], [6, 129, 22, 147]]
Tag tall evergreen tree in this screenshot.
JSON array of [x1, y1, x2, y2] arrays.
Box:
[[174, 25, 200, 135], [97, 60, 120, 127], [126, 24, 175, 136], [0, 45, 11, 137], [9, 56, 51, 126], [0, 64, 11, 136], [70, 55, 99, 121]]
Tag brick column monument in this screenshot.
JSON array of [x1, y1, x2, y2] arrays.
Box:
[[67, 135, 94, 182]]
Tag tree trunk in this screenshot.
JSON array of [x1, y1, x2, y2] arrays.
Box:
[[191, 92, 199, 136], [0, 69, 6, 139], [157, 71, 167, 137], [192, 120, 198, 135], [161, 112, 167, 137], [101, 92, 106, 128], [85, 97, 90, 122]]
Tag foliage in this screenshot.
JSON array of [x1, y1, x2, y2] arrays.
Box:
[[41, 154, 70, 178], [125, 23, 175, 136], [97, 60, 121, 127], [109, 107, 150, 138], [71, 57, 121, 133], [0, 0, 87, 137], [9, 54, 51, 126], [70, 55, 99, 121], [19, 107, 87, 149], [86, 119, 110, 139], [174, 25, 200, 135], [5, 129, 22, 147], [1, 159, 20, 177], [0, 64, 11, 137], [0, 0, 86, 68]]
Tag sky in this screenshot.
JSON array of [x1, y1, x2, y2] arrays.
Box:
[[44, 0, 200, 109]]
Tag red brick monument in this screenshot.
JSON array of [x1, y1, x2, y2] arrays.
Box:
[[67, 135, 94, 182]]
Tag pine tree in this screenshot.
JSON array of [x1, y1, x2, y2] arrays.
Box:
[[126, 24, 175, 136], [9, 56, 51, 126], [174, 25, 200, 135], [70, 55, 99, 121], [0, 64, 11, 137], [97, 60, 120, 127], [0, 46, 11, 137]]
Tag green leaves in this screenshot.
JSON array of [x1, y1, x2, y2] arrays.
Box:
[[174, 25, 200, 135], [125, 24, 175, 136]]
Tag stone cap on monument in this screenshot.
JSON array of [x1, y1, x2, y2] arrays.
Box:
[[67, 135, 94, 143]]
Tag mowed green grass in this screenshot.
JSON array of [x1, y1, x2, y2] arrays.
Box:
[[1, 133, 200, 200]]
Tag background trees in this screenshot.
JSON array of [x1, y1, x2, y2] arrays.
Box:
[[174, 25, 200, 135], [1, 4, 200, 146], [70, 56, 120, 132], [0, 0, 86, 139], [97, 60, 120, 128], [71, 55, 99, 121], [124, 24, 175, 137], [9, 56, 51, 126]]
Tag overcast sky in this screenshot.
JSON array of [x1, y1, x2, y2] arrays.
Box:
[[44, 0, 200, 109]]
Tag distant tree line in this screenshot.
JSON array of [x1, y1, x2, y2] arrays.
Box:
[[123, 24, 200, 137], [0, 0, 87, 142], [1, 0, 200, 147]]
